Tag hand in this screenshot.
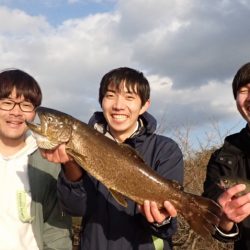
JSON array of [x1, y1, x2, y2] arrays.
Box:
[[218, 184, 250, 231], [40, 144, 84, 181], [138, 200, 177, 224], [40, 144, 72, 164]]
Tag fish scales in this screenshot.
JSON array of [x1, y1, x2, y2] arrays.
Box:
[[68, 119, 183, 208], [26, 107, 222, 239]]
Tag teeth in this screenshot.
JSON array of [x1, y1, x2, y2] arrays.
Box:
[[112, 115, 127, 121]]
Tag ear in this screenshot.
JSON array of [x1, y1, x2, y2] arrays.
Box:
[[139, 99, 150, 115]]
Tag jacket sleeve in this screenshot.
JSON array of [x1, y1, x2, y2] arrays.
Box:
[[57, 170, 94, 217], [139, 137, 184, 239], [203, 147, 240, 242]]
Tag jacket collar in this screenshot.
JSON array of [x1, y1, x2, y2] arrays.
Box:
[[88, 111, 157, 137]]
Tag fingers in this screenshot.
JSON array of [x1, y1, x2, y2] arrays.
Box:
[[218, 184, 250, 223], [163, 200, 177, 217], [140, 200, 177, 224], [218, 184, 246, 207], [39, 144, 71, 163], [143, 200, 154, 223]]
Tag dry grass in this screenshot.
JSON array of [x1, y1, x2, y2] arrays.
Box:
[[172, 149, 233, 250]]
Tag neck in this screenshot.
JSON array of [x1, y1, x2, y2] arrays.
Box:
[[0, 136, 26, 157], [109, 122, 139, 143]]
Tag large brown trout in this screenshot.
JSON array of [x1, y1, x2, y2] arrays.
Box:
[[26, 107, 221, 238]]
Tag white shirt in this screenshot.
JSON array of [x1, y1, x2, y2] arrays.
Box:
[[0, 135, 39, 250]]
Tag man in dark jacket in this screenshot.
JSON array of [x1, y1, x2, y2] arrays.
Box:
[[203, 62, 250, 249], [43, 67, 184, 249]]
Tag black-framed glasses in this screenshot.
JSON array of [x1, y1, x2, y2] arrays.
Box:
[[0, 99, 35, 112]]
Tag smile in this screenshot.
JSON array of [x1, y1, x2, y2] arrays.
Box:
[[112, 114, 127, 121]]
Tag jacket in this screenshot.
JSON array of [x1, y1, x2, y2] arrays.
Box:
[[203, 124, 250, 250], [28, 150, 72, 250], [57, 112, 184, 250]]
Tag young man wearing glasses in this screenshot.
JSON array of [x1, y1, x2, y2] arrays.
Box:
[[0, 69, 72, 249]]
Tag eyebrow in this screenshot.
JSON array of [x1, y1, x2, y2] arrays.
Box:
[[106, 88, 136, 94]]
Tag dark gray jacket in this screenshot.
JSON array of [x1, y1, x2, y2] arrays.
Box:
[[57, 112, 183, 250], [29, 150, 72, 249]]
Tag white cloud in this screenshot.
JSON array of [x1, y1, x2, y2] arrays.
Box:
[[0, 6, 50, 34], [0, 0, 248, 136]]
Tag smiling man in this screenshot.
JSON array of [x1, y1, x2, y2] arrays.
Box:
[[203, 62, 250, 249], [0, 69, 72, 249], [42, 67, 184, 250]]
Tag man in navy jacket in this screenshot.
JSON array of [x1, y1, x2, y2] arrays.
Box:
[[43, 67, 184, 249]]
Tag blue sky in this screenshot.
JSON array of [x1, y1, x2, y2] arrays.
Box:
[[0, 0, 115, 25], [0, 0, 249, 150]]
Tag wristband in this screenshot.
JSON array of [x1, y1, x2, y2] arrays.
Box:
[[153, 216, 171, 227]]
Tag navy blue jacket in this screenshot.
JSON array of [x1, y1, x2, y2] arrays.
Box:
[[57, 112, 184, 250], [203, 125, 250, 249]]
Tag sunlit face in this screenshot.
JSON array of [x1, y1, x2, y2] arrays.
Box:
[[0, 88, 36, 145], [102, 81, 150, 142], [236, 83, 250, 123]]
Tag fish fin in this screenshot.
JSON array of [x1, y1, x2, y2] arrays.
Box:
[[110, 189, 128, 207], [66, 149, 87, 167], [180, 193, 222, 239]]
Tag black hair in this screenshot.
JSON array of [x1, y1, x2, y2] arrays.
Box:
[[99, 67, 150, 107], [0, 69, 42, 107], [232, 63, 250, 99]]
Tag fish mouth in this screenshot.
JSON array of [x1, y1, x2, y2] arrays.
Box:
[[25, 107, 60, 150], [25, 107, 45, 135], [25, 119, 42, 134]]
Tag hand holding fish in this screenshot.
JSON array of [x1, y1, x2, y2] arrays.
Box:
[[218, 183, 250, 231], [138, 200, 177, 225], [40, 144, 71, 163], [40, 144, 85, 182]]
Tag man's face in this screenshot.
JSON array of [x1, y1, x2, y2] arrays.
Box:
[[236, 83, 250, 123], [0, 88, 36, 144], [102, 81, 150, 142]]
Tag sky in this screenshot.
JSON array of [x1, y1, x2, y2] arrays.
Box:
[[0, 0, 249, 150]]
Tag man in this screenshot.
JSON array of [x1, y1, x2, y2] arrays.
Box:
[[0, 69, 72, 249], [43, 67, 184, 249], [203, 62, 250, 249]]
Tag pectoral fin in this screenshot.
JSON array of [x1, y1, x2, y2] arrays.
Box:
[[66, 149, 87, 168], [110, 189, 128, 207]]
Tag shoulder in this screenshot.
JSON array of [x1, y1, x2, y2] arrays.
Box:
[[208, 131, 244, 167], [154, 133, 181, 149], [151, 133, 182, 158]]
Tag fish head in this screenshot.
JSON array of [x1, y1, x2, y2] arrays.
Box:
[[218, 176, 250, 197], [218, 177, 237, 190], [26, 106, 73, 150]]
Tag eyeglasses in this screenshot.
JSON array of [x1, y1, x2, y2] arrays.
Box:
[[0, 99, 35, 112]]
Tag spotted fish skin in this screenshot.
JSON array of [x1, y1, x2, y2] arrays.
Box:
[[26, 106, 222, 239]]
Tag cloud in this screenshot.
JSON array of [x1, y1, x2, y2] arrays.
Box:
[[0, 0, 247, 136]]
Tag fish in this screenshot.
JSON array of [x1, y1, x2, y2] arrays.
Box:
[[219, 176, 250, 197], [26, 106, 222, 238]]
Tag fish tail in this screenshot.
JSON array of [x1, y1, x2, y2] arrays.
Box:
[[179, 193, 221, 238]]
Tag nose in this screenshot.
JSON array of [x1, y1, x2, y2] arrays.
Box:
[[9, 103, 23, 115], [112, 95, 125, 110]]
